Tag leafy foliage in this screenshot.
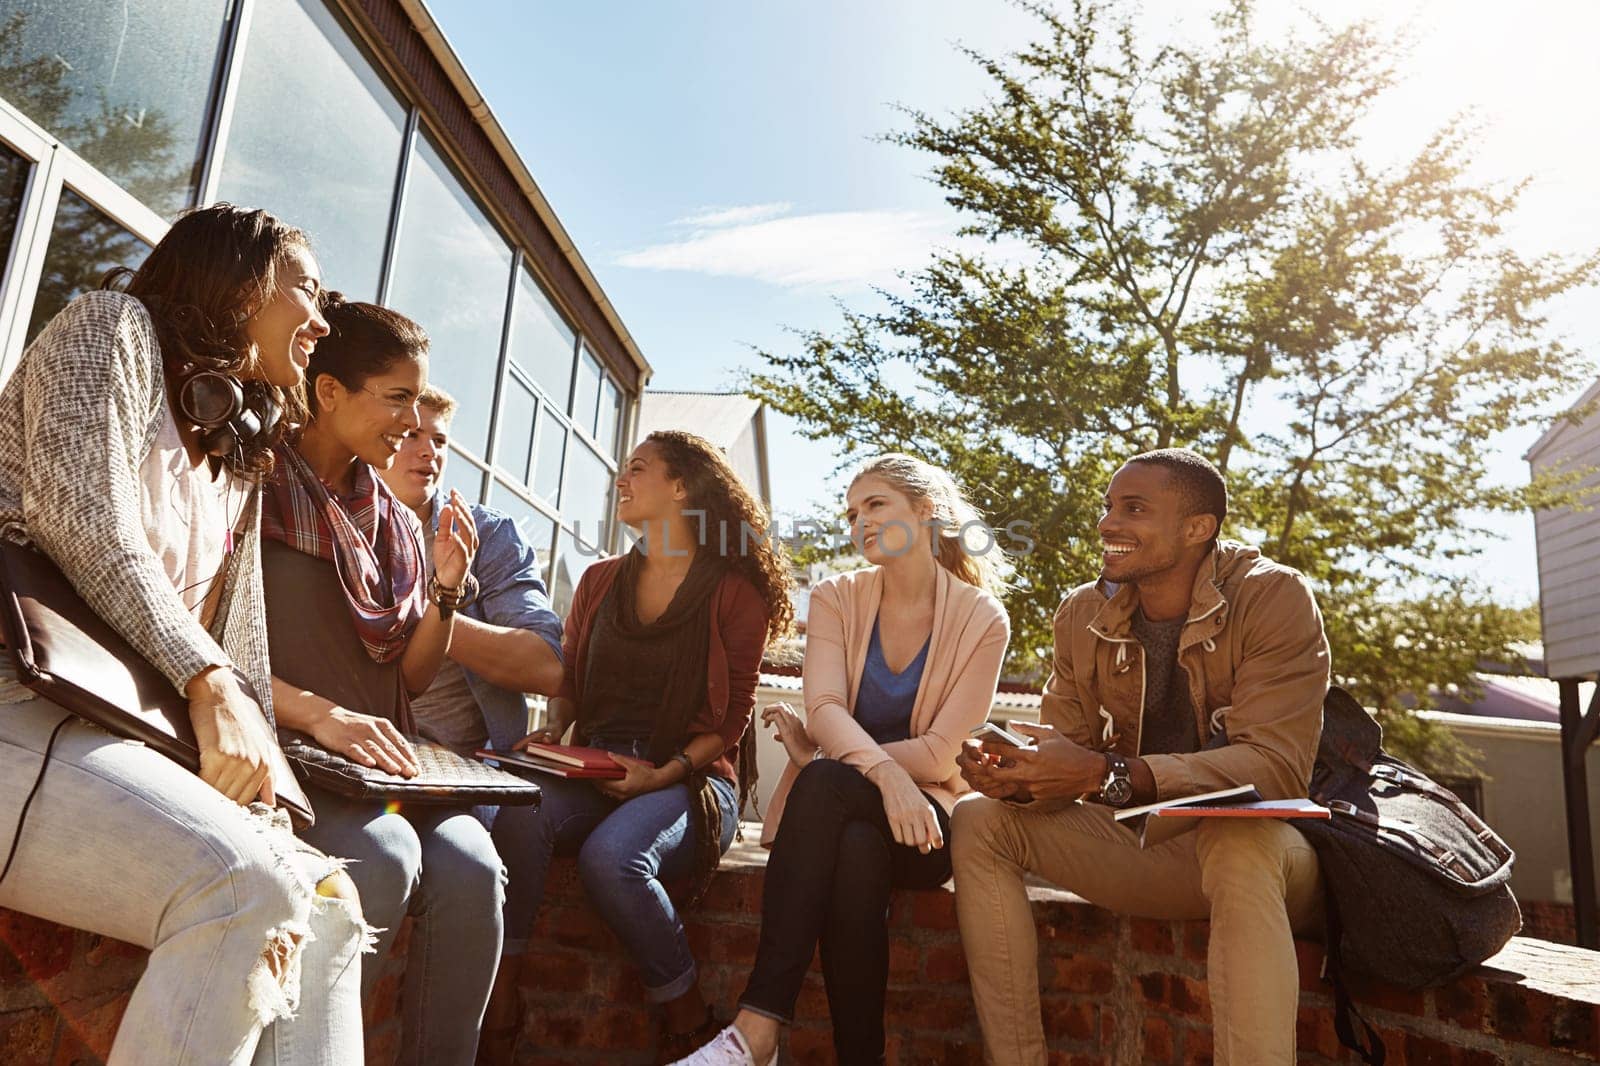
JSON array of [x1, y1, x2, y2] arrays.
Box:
[[746, 1, 1596, 730]]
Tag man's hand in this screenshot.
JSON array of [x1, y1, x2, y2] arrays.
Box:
[[956, 739, 1032, 802], [983, 722, 1107, 801], [188, 666, 277, 806]]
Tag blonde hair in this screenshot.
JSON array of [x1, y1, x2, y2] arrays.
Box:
[[850, 454, 1010, 599], [417, 385, 457, 419]]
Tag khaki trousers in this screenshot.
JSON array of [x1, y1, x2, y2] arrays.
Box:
[[951, 797, 1322, 1066]]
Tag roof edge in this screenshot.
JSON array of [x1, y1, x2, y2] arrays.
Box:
[[1525, 377, 1600, 463], [394, 0, 651, 384]]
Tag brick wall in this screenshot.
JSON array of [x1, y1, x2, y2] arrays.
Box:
[[6, 838, 1599, 1065]]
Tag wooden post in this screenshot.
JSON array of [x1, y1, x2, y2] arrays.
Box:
[[1557, 678, 1600, 949]]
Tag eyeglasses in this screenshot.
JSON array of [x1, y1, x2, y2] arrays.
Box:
[[360, 387, 418, 418]]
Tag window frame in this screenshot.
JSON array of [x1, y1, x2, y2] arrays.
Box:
[[0, 0, 635, 556]]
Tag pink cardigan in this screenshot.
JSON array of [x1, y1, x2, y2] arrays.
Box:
[[761, 564, 1010, 846]]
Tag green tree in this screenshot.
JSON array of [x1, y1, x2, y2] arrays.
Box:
[[747, 1, 1596, 734]]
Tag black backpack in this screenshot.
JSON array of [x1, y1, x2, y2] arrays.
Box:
[[1298, 687, 1523, 1064]]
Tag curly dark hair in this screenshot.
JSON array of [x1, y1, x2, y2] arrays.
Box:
[[645, 429, 796, 643], [107, 203, 312, 478]]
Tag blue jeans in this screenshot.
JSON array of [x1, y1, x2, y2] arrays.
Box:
[[297, 786, 505, 1066], [491, 738, 738, 1002]]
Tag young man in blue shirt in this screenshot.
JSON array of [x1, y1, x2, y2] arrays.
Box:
[[381, 387, 565, 754]]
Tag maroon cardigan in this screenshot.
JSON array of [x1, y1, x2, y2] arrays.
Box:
[[558, 555, 769, 783]]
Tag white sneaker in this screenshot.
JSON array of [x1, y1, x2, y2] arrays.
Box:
[[669, 1023, 777, 1066]]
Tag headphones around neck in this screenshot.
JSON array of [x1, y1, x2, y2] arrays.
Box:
[[175, 367, 282, 459]]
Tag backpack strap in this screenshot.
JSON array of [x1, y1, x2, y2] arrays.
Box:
[[1324, 890, 1387, 1065]]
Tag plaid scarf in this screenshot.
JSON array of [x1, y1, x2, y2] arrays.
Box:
[[262, 441, 427, 663]]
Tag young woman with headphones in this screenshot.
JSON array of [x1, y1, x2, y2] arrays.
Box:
[[0, 204, 368, 1064]]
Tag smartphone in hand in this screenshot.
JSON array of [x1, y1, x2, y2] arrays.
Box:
[[970, 721, 1036, 749]]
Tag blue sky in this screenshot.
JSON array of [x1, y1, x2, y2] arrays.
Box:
[[430, 0, 1600, 605]]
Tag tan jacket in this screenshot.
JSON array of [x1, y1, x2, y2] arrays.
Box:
[[1041, 541, 1330, 805], [761, 564, 1010, 846]]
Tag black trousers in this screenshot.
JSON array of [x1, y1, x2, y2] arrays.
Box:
[[739, 758, 954, 1066]]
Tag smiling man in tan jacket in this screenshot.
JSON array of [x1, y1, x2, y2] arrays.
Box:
[[951, 448, 1331, 1066]]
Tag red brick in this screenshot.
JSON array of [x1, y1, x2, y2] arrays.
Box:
[[0, 1009, 56, 1064], [1434, 978, 1488, 1031], [1348, 974, 1427, 1017], [50, 993, 128, 1066], [1129, 917, 1175, 954], [787, 1025, 834, 1064], [519, 949, 590, 994], [700, 922, 762, 965], [1401, 1030, 1468, 1066], [1143, 1016, 1175, 1060], [1296, 1005, 1343, 1060], [694, 869, 764, 915], [1182, 921, 1211, 962], [1048, 956, 1113, 995], [888, 939, 920, 982], [1040, 996, 1097, 1043], [81, 936, 143, 969], [908, 889, 961, 931], [897, 1034, 987, 1065], [1181, 1023, 1215, 1065], [1548, 998, 1600, 1058], [1487, 982, 1549, 1044], [922, 942, 968, 984], [1139, 971, 1206, 1013], [0, 911, 75, 985]]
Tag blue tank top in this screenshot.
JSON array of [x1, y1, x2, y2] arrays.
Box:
[[855, 617, 930, 744]]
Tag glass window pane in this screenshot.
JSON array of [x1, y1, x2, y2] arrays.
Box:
[[216, 0, 405, 301], [571, 346, 601, 435], [563, 441, 612, 550], [533, 406, 566, 505], [441, 445, 484, 504], [27, 187, 152, 342], [596, 377, 621, 455], [496, 372, 537, 483], [0, 144, 31, 280], [507, 265, 574, 406], [0, 0, 230, 216], [386, 130, 512, 458], [490, 479, 555, 581], [549, 529, 606, 617]]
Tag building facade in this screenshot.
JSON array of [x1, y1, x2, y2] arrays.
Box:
[[0, 0, 647, 612]]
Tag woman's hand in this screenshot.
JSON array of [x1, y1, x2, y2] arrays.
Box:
[[515, 726, 564, 749], [866, 760, 944, 854], [309, 705, 419, 778], [433, 488, 479, 590], [187, 666, 277, 806], [761, 701, 814, 768], [594, 753, 669, 801]]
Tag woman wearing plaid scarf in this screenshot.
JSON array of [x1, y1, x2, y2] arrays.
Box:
[[262, 294, 500, 1066]]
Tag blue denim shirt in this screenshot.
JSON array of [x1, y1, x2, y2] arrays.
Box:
[[430, 501, 564, 752]]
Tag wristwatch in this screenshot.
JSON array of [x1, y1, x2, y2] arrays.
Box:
[[1099, 753, 1134, 808]]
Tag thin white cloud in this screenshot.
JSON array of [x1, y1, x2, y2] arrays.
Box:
[[619, 208, 957, 290], [674, 202, 795, 227]]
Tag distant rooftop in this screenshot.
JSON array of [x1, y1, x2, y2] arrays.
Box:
[[636, 391, 763, 451]]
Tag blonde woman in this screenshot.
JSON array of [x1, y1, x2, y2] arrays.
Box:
[[677, 454, 1011, 1066]]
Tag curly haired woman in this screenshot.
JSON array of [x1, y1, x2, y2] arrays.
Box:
[[481, 430, 793, 1064]]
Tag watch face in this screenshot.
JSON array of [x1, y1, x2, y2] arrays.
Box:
[[1104, 777, 1134, 806]]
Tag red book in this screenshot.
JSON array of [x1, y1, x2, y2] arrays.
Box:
[[474, 747, 626, 780], [519, 742, 626, 770]]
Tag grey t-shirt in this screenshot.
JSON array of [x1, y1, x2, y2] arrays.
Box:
[[1130, 609, 1200, 756], [410, 658, 487, 754]]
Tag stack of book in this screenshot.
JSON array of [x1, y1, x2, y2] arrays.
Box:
[[474, 742, 626, 780]]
